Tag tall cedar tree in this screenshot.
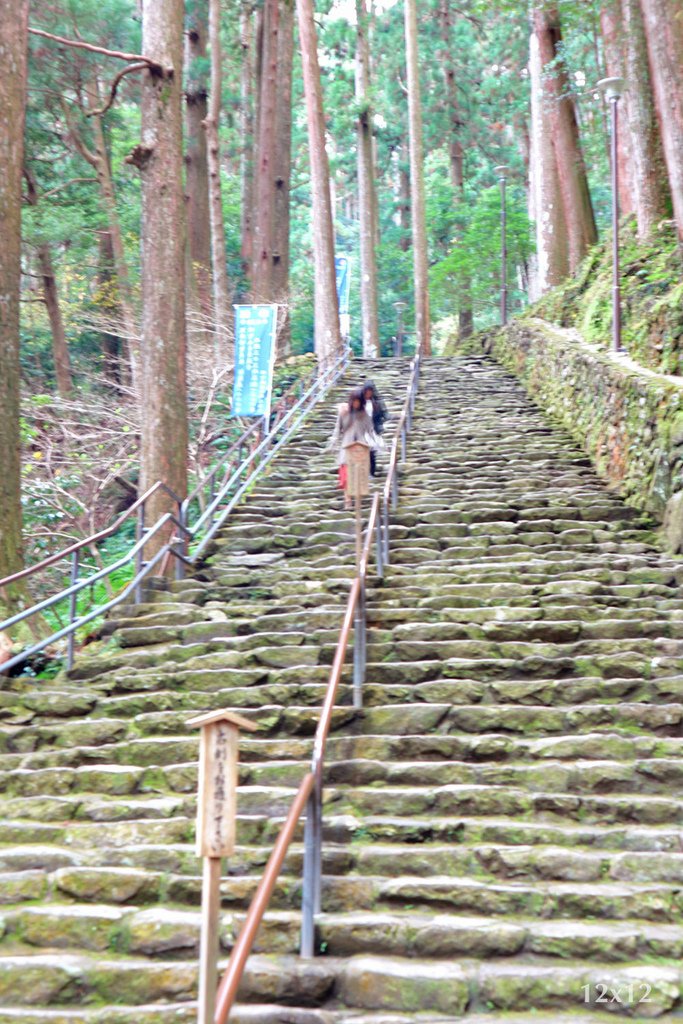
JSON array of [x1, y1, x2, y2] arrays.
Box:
[[0, 0, 29, 631], [296, 0, 343, 363], [600, 4, 635, 218], [529, 29, 569, 291], [240, 5, 256, 283], [639, 0, 683, 242], [252, 0, 279, 301], [206, 0, 231, 363], [621, 0, 671, 240], [356, 0, 380, 357], [273, 0, 294, 356], [404, 0, 431, 354], [437, 0, 472, 337], [185, 0, 213, 341], [136, 0, 189, 556], [25, 170, 73, 398], [533, 6, 597, 273]]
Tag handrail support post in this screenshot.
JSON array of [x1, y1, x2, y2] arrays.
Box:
[[300, 774, 322, 958], [67, 550, 79, 671]]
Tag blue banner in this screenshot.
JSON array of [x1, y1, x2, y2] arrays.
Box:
[[231, 304, 278, 418], [335, 256, 351, 316]]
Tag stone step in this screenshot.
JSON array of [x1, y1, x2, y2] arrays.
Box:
[[6, 750, 683, 801], [4, 901, 683, 964], [8, 728, 683, 775], [336, 954, 683, 1016]]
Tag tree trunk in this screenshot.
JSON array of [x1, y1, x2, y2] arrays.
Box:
[[240, 5, 256, 284], [205, 0, 231, 364], [90, 112, 138, 387], [273, 0, 294, 357], [533, 6, 598, 272], [137, 0, 188, 559], [252, 0, 280, 301], [98, 229, 122, 386], [398, 139, 410, 252], [37, 245, 72, 398], [600, 3, 634, 217], [529, 29, 570, 291], [24, 169, 73, 398], [185, 0, 213, 344], [0, 0, 28, 630], [356, 0, 380, 358], [69, 90, 138, 387], [638, 0, 683, 242], [437, 0, 472, 338], [621, 0, 671, 240], [296, 0, 342, 364], [404, 0, 431, 355]]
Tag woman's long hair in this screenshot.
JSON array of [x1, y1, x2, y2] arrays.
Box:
[[347, 388, 367, 412]]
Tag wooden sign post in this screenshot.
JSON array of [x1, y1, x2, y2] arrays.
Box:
[[188, 708, 258, 1024], [346, 442, 370, 570]]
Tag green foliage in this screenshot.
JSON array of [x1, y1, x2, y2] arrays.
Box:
[[533, 219, 683, 374], [430, 184, 533, 328]]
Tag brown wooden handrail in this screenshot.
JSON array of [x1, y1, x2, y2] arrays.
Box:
[[213, 772, 315, 1022], [312, 576, 361, 767]]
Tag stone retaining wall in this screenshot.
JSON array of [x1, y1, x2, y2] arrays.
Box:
[[479, 317, 683, 551]]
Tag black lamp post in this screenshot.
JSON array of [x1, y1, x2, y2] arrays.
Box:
[[494, 165, 509, 325], [598, 76, 624, 353]]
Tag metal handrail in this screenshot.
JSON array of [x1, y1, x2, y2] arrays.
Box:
[[0, 349, 351, 674], [212, 352, 423, 1024], [0, 480, 184, 589]]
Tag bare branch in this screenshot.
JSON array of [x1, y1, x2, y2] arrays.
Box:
[[29, 27, 168, 73], [87, 62, 148, 118], [43, 177, 98, 198]]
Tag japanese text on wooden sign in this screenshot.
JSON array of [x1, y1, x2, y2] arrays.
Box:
[[196, 720, 238, 858], [231, 304, 278, 418]]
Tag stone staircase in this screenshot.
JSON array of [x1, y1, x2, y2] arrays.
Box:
[[1, 355, 683, 1023]]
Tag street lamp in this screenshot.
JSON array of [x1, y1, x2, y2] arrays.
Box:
[[598, 76, 624, 353], [393, 301, 407, 357], [494, 165, 509, 326]]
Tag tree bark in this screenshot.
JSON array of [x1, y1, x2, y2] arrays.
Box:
[[137, 0, 188, 558], [621, 0, 671, 240], [68, 90, 137, 387], [638, 0, 683, 242], [38, 245, 72, 398], [533, 6, 598, 272], [398, 139, 410, 252], [356, 0, 380, 358], [273, 0, 294, 357], [24, 169, 73, 398], [252, 0, 280, 301], [437, 0, 471, 338], [296, 0, 342, 364], [529, 29, 569, 291], [240, 5, 256, 283], [184, 0, 213, 339], [0, 0, 28, 627], [599, 4, 634, 217], [205, 0, 231, 364], [404, 0, 431, 355], [98, 229, 122, 386]]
